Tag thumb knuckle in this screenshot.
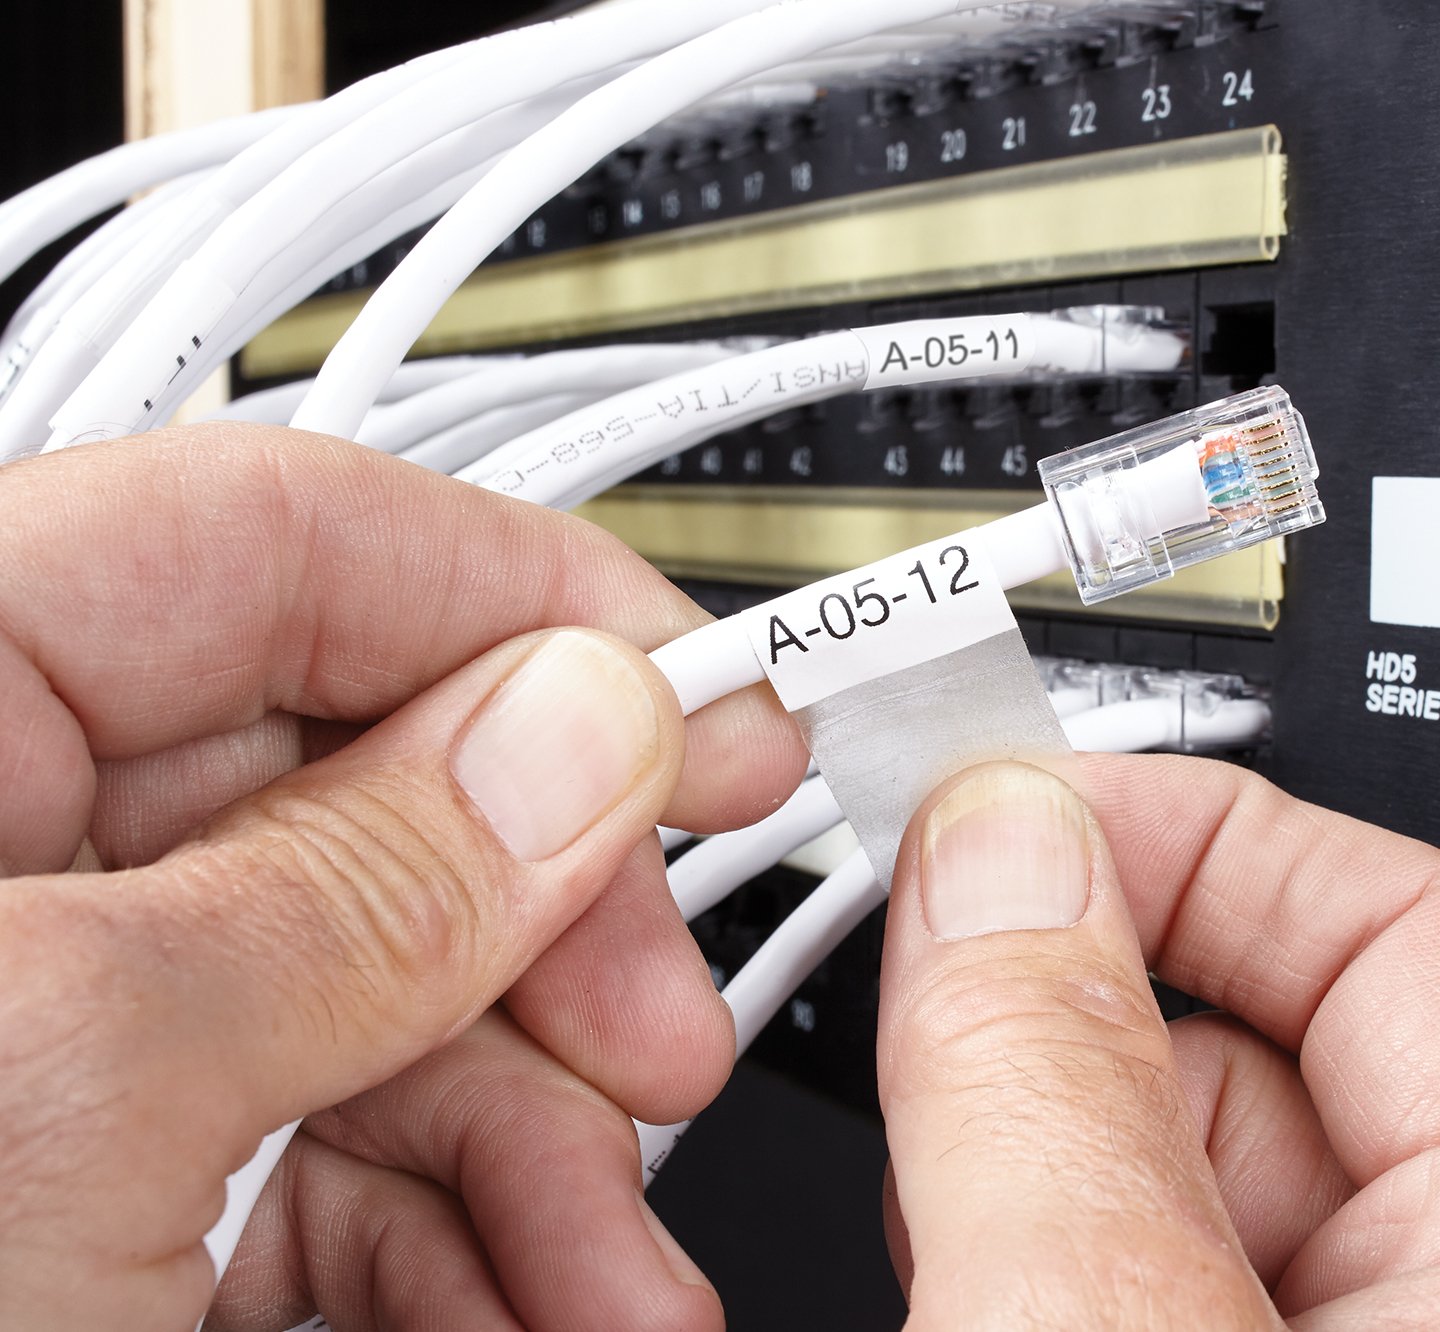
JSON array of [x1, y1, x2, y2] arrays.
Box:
[[887, 952, 1173, 1118], [188, 782, 491, 1007]]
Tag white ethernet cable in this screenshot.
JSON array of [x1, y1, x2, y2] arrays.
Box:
[[658, 826, 694, 854], [0, 183, 201, 414], [0, 33, 488, 425], [1064, 688, 1272, 754], [361, 343, 743, 454], [1, 77, 612, 460], [651, 387, 1323, 713], [215, 343, 712, 443], [42, 0, 797, 452], [0, 173, 209, 382], [282, 0, 1012, 443], [200, 386, 1324, 1292], [142, 72, 645, 437], [211, 359, 493, 427], [459, 309, 1188, 506], [669, 776, 845, 923], [637, 847, 885, 1183], [0, 105, 299, 289], [403, 393, 620, 474]]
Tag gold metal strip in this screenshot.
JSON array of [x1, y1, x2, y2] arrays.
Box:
[[574, 487, 1285, 631], [242, 126, 1285, 378]]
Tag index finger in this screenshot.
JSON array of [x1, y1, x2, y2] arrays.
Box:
[[0, 425, 805, 872], [1083, 752, 1440, 1185]]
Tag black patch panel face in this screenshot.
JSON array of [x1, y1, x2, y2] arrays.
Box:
[[302, 3, 1279, 302]]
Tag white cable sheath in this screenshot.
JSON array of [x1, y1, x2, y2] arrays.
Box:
[[460, 314, 1183, 510], [637, 848, 884, 1182], [408, 393, 617, 472], [0, 150, 500, 458], [650, 503, 1067, 716], [461, 329, 870, 499], [0, 41, 487, 450], [0, 172, 207, 369], [0, 105, 298, 288], [361, 344, 739, 453], [211, 359, 491, 426], [10, 82, 601, 458], [1062, 697, 1271, 754], [286, 0, 973, 441], [42, 0, 787, 451], [668, 776, 845, 924]]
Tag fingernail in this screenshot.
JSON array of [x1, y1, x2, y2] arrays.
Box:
[[452, 632, 659, 862], [922, 764, 1091, 941], [636, 1191, 710, 1289]]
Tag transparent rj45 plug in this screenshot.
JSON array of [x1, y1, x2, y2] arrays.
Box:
[[1129, 669, 1272, 753], [1031, 304, 1191, 378], [1037, 385, 1325, 605]]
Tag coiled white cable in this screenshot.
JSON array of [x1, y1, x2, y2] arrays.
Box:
[[404, 393, 620, 473], [0, 104, 298, 288], [362, 343, 740, 454], [2, 80, 611, 459], [42, 0, 787, 452], [459, 314, 1186, 508], [211, 359, 492, 427], [283, 0, 981, 442], [0, 172, 208, 373], [668, 776, 845, 924]]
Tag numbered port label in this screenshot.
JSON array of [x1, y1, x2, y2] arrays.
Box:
[[1068, 100, 1098, 138], [1142, 84, 1173, 123], [1222, 69, 1255, 106]]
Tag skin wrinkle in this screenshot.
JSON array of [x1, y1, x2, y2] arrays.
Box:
[[892, 959, 1166, 1105], [1146, 771, 1266, 1021], [171, 839, 362, 1057]]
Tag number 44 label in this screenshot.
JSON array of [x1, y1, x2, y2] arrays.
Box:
[[740, 531, 1017, 712]]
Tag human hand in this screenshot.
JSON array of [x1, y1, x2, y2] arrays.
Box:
[[878, 755, 1440, 1329], [0, 427, 806, 1331]]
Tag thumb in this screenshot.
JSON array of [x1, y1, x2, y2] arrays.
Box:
[[878, 762, 1281, 1332], [3, 630, 682, 1181], [176, 627, 683, 1122]]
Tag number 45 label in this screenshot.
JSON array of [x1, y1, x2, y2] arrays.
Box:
[[740, 531, 1017, 712]]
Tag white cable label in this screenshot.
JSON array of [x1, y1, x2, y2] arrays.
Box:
[[740, 531, 1017, 713], [856, 316, 1038, 390]]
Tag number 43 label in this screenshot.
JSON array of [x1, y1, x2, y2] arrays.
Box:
[[740, 531, 1017, 712]]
